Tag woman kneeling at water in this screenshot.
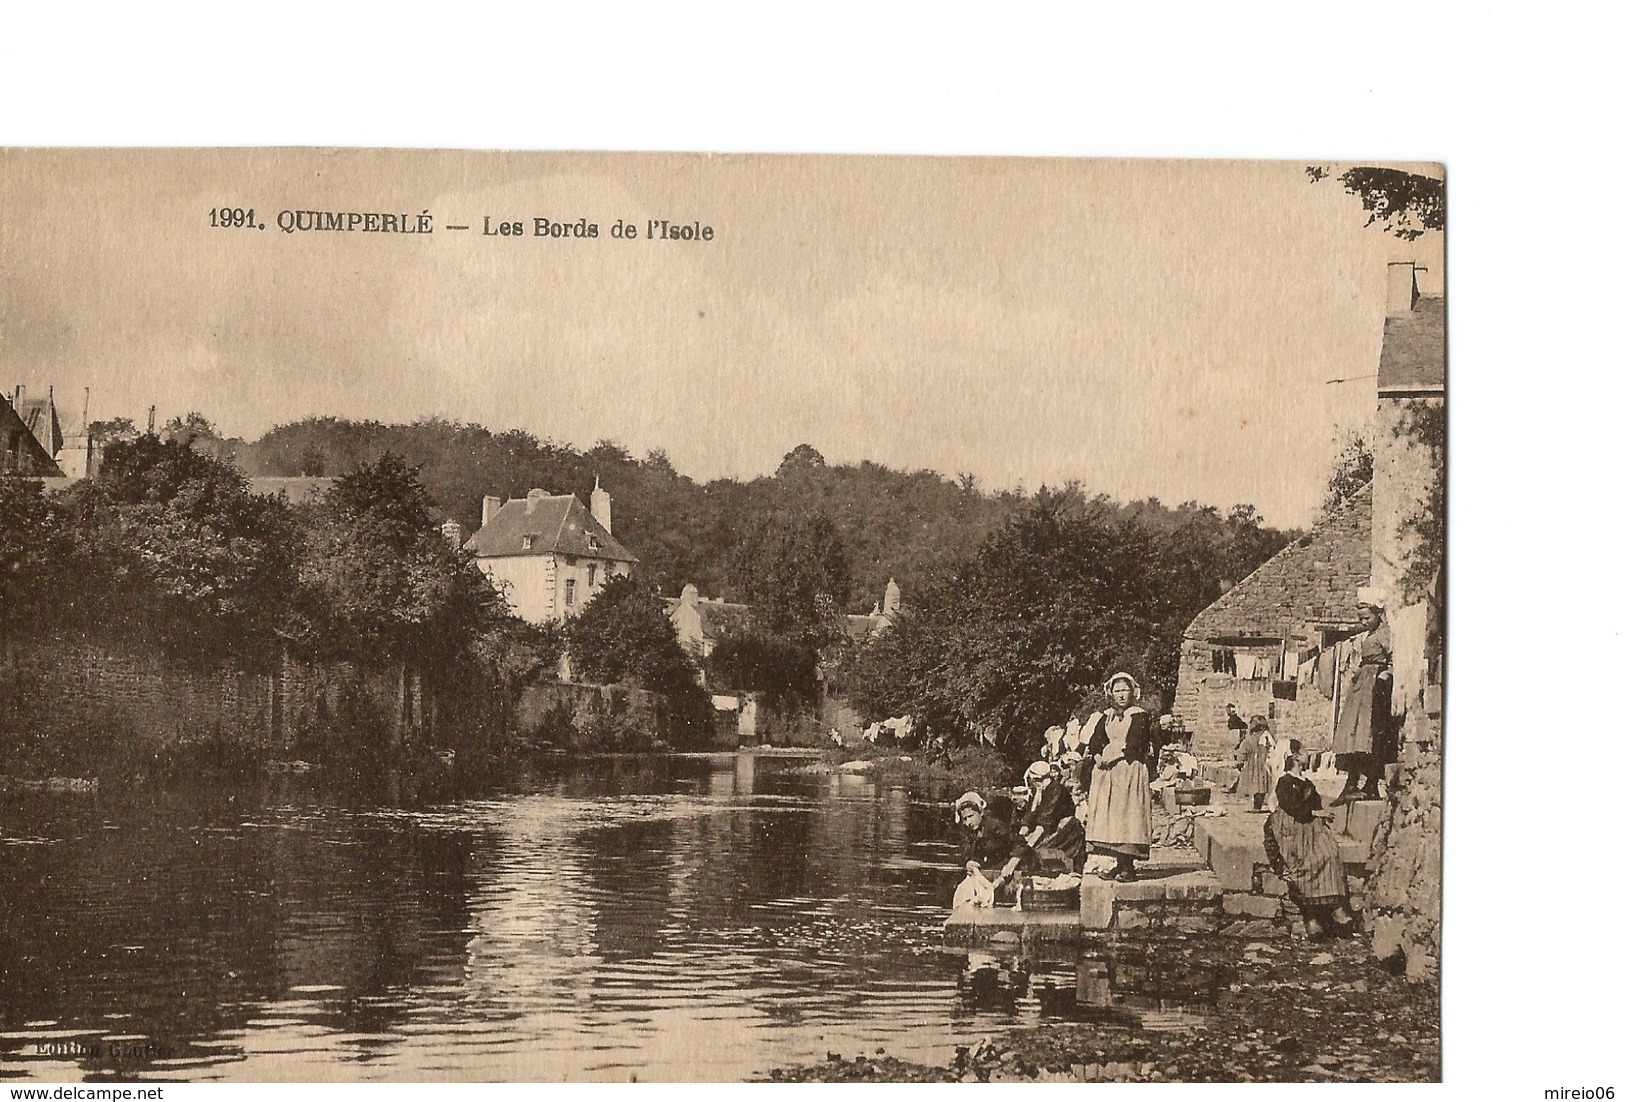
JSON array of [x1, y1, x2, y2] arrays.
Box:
[[1265, 758, 1358, 940], [951, 792, 1036, 908], [1018, 760, 1084, 869]]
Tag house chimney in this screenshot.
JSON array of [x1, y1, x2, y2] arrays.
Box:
[[441, 520, 463, 548], [482, 495, 503, 527], [591, 476, 612, 535], [883, 577, 901, 617], [1386, 261, 1419, 318]]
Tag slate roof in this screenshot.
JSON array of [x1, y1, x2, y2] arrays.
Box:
[[15, 397, 62, 457], [464, 493, 638, 563], [1, 399, 64, 477], [1184, 485, 1371, 642], [1378, 294, 1445, 395]]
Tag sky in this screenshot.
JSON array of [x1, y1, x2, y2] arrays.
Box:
[[1, 150, 1442, 528]]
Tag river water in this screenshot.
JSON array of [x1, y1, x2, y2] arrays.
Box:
[[0, 752, 1221, 1082]]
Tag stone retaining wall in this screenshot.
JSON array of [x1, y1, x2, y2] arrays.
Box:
[[515, 680, 665, 751], [1366, 735, 1441, 981], [0, 633, 410, 771]]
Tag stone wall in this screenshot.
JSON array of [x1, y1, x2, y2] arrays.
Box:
[[1365, 393, 1443, 982], [1366, 725, 1442, 982], [1176, 640, 1337, 759], [0, 633, 409, 773], [514, 680, 665, 751]]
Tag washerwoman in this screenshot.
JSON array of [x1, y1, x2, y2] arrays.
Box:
[[1332, 584, 1398, 805], [1236, 714, 1276, 812], [1084, 672, 1155, 882], [951, 791, 1035, 908], [1265, 757, 1357, 939]]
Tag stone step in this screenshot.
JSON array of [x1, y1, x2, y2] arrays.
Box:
[[1193, 813, 1371, 893], [942, 907, 1088, 947], [1327, 797, 1387, 847]]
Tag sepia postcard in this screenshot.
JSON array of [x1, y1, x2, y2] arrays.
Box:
[[0, 149, 1444, 1084]]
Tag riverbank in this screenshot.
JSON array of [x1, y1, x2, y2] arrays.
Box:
[[796, 743, 1016, 795], [766, 930, 1439, 1083]]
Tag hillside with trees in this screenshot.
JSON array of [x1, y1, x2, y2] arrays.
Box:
[[234, 417, 1297, 756], [242, 419, 1291, 616]]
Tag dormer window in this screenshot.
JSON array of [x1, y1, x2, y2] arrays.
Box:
[[586, 534, 601, 552], [522, 535, 535, 551]]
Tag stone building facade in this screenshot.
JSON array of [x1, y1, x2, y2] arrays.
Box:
[[1363, 261, 1445, 982], [464, 480, 636, 625], [1174, 487, 1372, 758]]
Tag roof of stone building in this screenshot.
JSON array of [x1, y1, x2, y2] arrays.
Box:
[[464, 492, 638, 563], [1378, 294, 1445, 395], [15, 397, 62, 456], [2, 399, 64, 476], [1184, 485, 1372, 642]]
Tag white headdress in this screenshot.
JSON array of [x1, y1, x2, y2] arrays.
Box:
[[1356, 584, 1388, 610], [1103, 672, 1142, 701]]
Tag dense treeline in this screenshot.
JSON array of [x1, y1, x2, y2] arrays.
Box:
[[238, 416, 1293, 757], [836, 488, 1290, 761], [1, 440, 555, 751], [242, 417, 1290, 616], [14, 417, 1294, 765], [244, 420, 1013, 607], [1, 437, 727, 756]]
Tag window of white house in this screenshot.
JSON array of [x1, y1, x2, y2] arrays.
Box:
[[588, 564, 598, 586], [565, 579, 576, 606], [566, 555, 577, 566], [521, 535, 534, 550]]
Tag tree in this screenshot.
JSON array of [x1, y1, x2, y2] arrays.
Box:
[[706, 631, 819, 710], [296, 452, 506, 663], [566, 575, 714, 747], [843, 492, 1291, 760], [0, 478, 61, 643], [87, 417, 138, 447], [728, 510, 852, 644], [162, 411, 220, 443], [1323, 426, 1375, 516], [55, 435, 296, 658], [775, 443, 827, 478], [1308, 165, 1444, 242]]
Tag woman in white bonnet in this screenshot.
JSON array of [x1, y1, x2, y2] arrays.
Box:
[[1083, 672, 1156, 882]]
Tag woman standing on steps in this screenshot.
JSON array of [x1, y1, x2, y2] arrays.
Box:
[[1084, 672, 1155, 883]]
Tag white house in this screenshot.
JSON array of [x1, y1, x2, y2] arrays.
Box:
[[463, 479, 638, 624]]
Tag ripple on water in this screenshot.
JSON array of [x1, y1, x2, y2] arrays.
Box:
[[0, 758, 1229, 1081]]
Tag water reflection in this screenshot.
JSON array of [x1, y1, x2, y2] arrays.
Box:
[[1, 753, 1220, 1082]]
